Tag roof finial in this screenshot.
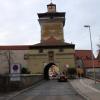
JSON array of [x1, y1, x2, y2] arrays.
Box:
[[51, 0, 52, 3]]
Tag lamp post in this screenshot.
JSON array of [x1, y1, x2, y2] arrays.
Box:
[[84, 25, 96, 84], [8, 50, 11, 74]]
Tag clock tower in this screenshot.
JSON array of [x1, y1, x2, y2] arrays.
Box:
[[38, 3, 65, 43], [25, 2, 75, 76]]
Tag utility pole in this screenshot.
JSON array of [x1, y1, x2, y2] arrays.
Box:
[[8, 50, 11, 74], [84, 25, 96, 84]]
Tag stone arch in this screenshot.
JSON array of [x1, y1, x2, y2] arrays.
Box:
[[44, 63, 56, 80]]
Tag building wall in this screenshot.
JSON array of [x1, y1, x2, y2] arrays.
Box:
[[41, 22, 64, 42], [0, 50, 28, 74], [0, 48, 75, 75], [41, 22, 64, 41], [26, 48, 75, 74]]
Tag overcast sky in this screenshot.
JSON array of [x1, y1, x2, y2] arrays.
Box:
[[0, 0, 100, 55]]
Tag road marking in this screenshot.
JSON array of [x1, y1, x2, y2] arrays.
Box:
[[80, 79, 100, 93]]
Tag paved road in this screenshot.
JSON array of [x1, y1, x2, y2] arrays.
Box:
[[9, 80, 85, 100]]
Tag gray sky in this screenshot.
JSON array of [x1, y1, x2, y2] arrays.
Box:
[[0, 0, 100, 55]]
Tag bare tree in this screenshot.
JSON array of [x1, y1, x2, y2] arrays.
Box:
[[97, 42, 100, 60], [0, 50, 14, 74], [97, 44, 100, 49]]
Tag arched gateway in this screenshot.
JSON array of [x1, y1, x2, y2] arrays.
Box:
[[44, 63, 56, 80]]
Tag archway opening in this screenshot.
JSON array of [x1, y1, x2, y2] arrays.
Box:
[[44, 63, 59, 80]]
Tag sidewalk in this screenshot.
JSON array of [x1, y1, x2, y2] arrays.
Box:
[[70, 78, 100, 100]]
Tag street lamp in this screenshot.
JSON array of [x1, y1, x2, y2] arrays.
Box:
[[84, 25, 96, 84], [8, 50, 11, 74]]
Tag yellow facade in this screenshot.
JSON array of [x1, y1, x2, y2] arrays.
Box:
[[26, 48, 75, 74]]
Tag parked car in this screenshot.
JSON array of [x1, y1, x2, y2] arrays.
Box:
[[58, 74, 68, 82]]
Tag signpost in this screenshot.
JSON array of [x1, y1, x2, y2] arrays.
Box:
[[10, 64, 21, 81]]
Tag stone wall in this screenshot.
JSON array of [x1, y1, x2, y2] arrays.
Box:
[[0, 50, 28, 74], [19, 74, 43, 88], [0, 74, 43, 92]]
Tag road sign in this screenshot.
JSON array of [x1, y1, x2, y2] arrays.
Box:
[[10, 64, 21, 81]]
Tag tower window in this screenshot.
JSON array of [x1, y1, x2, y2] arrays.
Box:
[[50, 16, 53, 19], [39, 49, 43, 53], [59, 48, 64, 52], [48, 51, 54, 62], [86, 56, 91, 60], [24, 55, 28, 60]]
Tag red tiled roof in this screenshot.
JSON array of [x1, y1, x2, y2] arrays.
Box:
[[75, 50, 93, 60], [33, 36, 75, 47], [83, 60, 100, 68], [0, 37, 75, 50], [43, 36, 61, 44], [75, 50, 100, 68], [0, 45, 30, 50]]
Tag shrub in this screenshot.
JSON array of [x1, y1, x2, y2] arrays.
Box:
[[21, 67, 30, 74]]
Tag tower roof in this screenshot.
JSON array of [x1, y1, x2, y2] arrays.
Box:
[[38, 12, 65, 18], [29, 37, 75, 49], [47, 2, 56, 6]]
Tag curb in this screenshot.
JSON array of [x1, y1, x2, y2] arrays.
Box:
[[80, 79, 100, 93], [73, 85, 90, 100], [69, 80, 90, 100], [86, 77, 100, 82]]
